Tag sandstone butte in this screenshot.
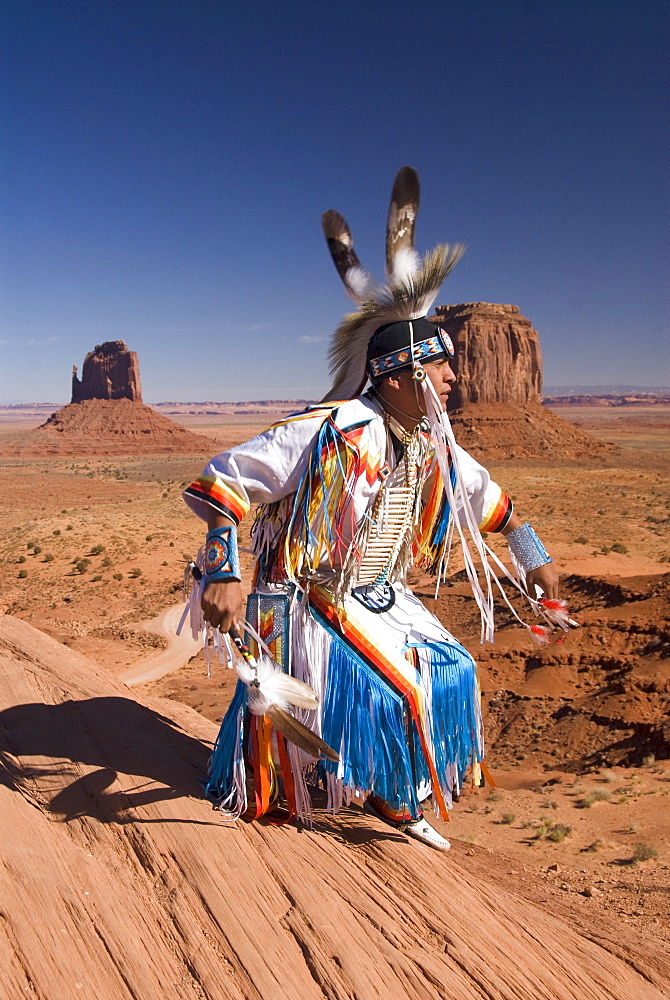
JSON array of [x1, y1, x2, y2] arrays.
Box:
[[1, 614, 668, 1000], [430, 303, 613, 460], [2, 341, 217, 456]]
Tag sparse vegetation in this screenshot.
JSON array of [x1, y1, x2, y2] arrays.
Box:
[[27, 540, 37, 549], [18, 569, 28, 579], [113, 572, 124, 581], [17, 555, 26, 564], [33, 545, 42, 555], [579, 789, 611, 808], [101, 557, 112, 567], [53, 529, 61, 535], [75, 558, 91, 574], [546, 824, 571, 843], [66, 524, 73, 530], [611, 542, 628, 554], [129, 567, 143, 578], [501, 813, 516, 825], [90, 544, 106, 556], [43, 553, 55, 563], [574, 535, 589, 544], [631, 842, 658, 864]]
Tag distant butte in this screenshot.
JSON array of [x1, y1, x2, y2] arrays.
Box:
[[71, 340, 142, 403], [429, 303, 613, 460], [2, 341, 217, 456]]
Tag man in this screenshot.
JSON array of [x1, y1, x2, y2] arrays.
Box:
[[183, 168, 559, 850]]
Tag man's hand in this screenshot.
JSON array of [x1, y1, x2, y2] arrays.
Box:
[[201, 579, 243, 633], [526, 562, 559, 600]]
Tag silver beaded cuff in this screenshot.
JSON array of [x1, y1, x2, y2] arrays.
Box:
[[506, 523, 551, 573]]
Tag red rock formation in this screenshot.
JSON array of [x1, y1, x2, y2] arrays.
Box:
[[429, 303, 612, 459], [431, 303, 542, 410], [71, 341, 142, 403]]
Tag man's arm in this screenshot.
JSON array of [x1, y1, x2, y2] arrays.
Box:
[[200, 512, 243, 633], [501, 512, 559, 599]]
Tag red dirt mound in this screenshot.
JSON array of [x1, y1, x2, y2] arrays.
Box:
[[0, 398, 217, 456], [1, 614, 668, 1000], [449, 402, 615, 460]]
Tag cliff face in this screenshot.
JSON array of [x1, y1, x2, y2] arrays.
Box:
[[430, 303, 542, 410], [71, 340, 142, 403]]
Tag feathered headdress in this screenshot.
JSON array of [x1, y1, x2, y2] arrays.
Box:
[[321, 166, 464, 401]]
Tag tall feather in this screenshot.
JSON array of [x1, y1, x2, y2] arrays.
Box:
[[321, 210, 375, 305], [386, 165, 420, 283]]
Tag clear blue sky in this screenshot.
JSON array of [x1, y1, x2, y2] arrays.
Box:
[[1, 0, 667, 402]]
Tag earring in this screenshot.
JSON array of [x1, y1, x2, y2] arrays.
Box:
[[412, 366, 427, 382]]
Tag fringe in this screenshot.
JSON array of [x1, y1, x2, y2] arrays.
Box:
[[320, 638, 421, 819], [203, 679, 248, 818]]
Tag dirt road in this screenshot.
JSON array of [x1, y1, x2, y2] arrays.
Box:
[[120, 603, 202, 687]]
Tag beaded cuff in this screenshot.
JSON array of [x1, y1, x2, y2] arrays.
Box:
[[506, 523, 552, 573], [204, 525, 241, 582]]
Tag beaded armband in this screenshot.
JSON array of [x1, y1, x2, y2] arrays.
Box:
[[506, 523, 552, 573], [204, 525, 241, 582]]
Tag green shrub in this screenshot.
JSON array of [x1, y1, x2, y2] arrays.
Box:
[[75, 558, 91, 574], [53, 529, 61, 536], [27, 540, 37, 549], [90, 544, 105, 556], [632, 842, 658, 863], [33, 545, 42, 555], [43, 553, 55, 563], [546, 824, 571, 842], [161, 560, 168, 566], [17, 555, 26, 564]]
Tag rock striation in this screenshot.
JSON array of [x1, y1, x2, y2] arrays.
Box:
[[71, 340, 142, 403], [0, 613, 667, 1000], [429, 303, 612, 459], [431, 303, 542, 410]]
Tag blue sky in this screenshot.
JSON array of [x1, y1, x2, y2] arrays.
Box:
[[1, 0, 667, 402]]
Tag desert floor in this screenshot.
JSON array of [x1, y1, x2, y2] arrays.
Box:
[[1, 404, 668, 954]]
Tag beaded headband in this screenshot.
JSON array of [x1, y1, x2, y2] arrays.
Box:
[[368, 327, 454, 379]]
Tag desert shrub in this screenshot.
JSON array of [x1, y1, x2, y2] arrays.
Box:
[[546, 824, 571, 842], [146, 535, 153, 541], [90, 544, 105, 556], [27, 540, 37, 549], [101, 557, 112, 567], [18, 569, 28, 579], [113, 572, 123, 581], [17, 555, 26, 564], [161, 560, 168, 566], [75, 558, 91, 574], [632, 842, 658, 863], [66, 524, 73, 530], [43, 553, 55, 563], [488, 790, 504, 802], [33, 545, 42, 555], [53, 529, 61, 536], [169, 541, 174, 547], [600, 545, 611, 554], [129, 567, 143, 578], [574, 535, 588, 544], [611, 542, 628, 554], [580, 789, 611, 808], [501, 813, 516, 825], [91, 575, 102, 582]]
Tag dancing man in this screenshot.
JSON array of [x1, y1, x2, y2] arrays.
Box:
[[183, 167, 559, 850]]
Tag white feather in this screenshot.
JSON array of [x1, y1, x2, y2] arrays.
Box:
[[236, 653, 319, 716], [345, 265, 376, 304], [387, 246, 420, 285]]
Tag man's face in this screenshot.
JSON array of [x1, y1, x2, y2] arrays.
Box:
[[393, 357, 456, 415]]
